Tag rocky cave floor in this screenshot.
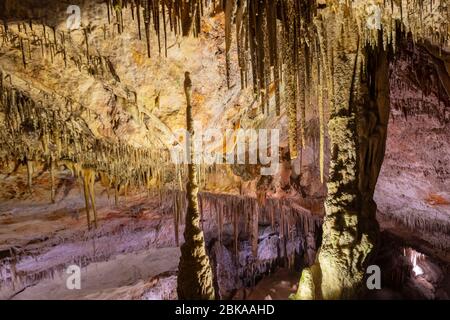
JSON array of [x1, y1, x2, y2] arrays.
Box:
[[0, 171, 296, 300]]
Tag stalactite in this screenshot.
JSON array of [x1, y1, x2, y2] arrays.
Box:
[[173, 190, 180, 246], [82, 171, 92, 230], [233, 205, 238, 259], [106, 0, 112, 24], [155, 0, 162, 55], [224, 0, 234, 89], [0, 70, 169, 202], [114, 1, 124, 34], [317, 39, 325, 184], [380, 210, 450, 236], [136, 0, 142, 40], [218, 201, 223, 244], [284, 0, 298, 159], [251, 200, 259, 258], [130, 0, 135, 20], [114, 183, 119, 206], [162, 1, 168, 57], [19, 38, 27, 69], [50, 157, 55, 203], [26, 159, 33, 194], [144, 0, 151, 57], [298, 45, 307, 149], [87, 169, 98, 229], [83, 27, 90, 64], [198, 191, 204, 230]]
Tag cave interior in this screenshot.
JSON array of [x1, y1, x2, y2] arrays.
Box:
[[0, 0, 449, 300]]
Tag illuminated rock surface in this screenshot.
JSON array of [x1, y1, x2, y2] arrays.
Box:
[[0, 0, 449, 300]]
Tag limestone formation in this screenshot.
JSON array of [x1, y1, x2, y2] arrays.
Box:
[[0, 0, 449, 301], [177, 72, 215, 300]]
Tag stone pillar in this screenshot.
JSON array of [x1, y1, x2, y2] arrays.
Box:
[[294, 18, 390, 300], [177, 72, 216, 300]]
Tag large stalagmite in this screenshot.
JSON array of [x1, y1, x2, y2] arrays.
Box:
[[293, 9, 391, 299], [177, 72, 215, 300]]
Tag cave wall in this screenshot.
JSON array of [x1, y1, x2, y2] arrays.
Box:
[[375, 39, 450, 257]]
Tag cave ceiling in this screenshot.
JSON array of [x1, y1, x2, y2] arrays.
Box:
[[0, 0, 449, 191]]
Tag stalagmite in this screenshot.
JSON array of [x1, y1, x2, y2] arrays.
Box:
[[294, 7, 391, 299], [177, 72, 215, 300]]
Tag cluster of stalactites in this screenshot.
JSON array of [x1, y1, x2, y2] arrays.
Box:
[[0, 72, 174, 206], [223, 0, 338, 184], [2, 0, 449, 194], [170, 189, 323, 292], [380, 210, 450, 251], [222, 0, 449, 175], [0, 1, 205, 71], [105, 0, 207, 57], [170, 190, 322, 259], [390, 37, 450, 123], [102, 0, 450, 123]]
